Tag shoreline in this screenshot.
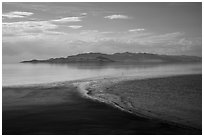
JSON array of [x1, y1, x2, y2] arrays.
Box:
[[3, 74, 202, 134], [75, 81, 135, 115], [75, 74, 202, 130], [3, 71, 201, 88]]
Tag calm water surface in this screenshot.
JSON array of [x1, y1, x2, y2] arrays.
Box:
[[3, 63, 202, 135], [3, 63, 202, 86]]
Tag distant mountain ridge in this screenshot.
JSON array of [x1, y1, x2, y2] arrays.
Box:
[[21, 52, 201, 64]]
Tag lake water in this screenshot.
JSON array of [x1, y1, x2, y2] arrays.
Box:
[[3, 63, 202, 86], [3, 63, 202, 134]]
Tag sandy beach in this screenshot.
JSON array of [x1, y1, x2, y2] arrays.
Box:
[[2, 74, 202, 135]]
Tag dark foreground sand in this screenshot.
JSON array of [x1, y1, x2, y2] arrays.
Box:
[[2, 74, 202, 135]]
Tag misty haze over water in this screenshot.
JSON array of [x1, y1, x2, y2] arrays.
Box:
[[3, 63, 201, 86]]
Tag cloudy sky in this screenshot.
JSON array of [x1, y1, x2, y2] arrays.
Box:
[[2, 2, 202, 63]]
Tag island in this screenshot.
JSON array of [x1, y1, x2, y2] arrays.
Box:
[[20, 52, 201, 64]]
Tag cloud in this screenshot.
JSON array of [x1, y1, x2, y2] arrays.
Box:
[[104, 14, 129, 19], [2, 11, 33, 18], [101, 31, 114, 34], [68, 25, 83, 29], [3, 21, 58, 37], [136, 32, 184, 45], [2, 21, 191, 48], [2, 21, 200, 55], [2, 17, 83, 36], [3, 28, 201, 63], [51, 17, 82, 23], [3, 24, 189, 48], [80, 13, 87, 16], [129, 28, 145, 32], [80, 30, 99, 34]]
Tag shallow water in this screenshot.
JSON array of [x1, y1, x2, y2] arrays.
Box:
[[3, 63, 202, 86], [3, 63, 202, 134], [2, 85, 201, 135]]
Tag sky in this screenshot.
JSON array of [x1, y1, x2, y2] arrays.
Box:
[[2, 2, 202, 63]]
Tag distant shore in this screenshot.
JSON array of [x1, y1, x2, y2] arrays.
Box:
[[3, 74, 202, 134]]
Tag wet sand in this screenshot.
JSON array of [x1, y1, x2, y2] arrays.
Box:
[[2, 75, 202, 135], [85, 74, 202, 129]]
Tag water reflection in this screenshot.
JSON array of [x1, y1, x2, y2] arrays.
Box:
[[3, 62, 202, 86], [28, 62, 200, 70]]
